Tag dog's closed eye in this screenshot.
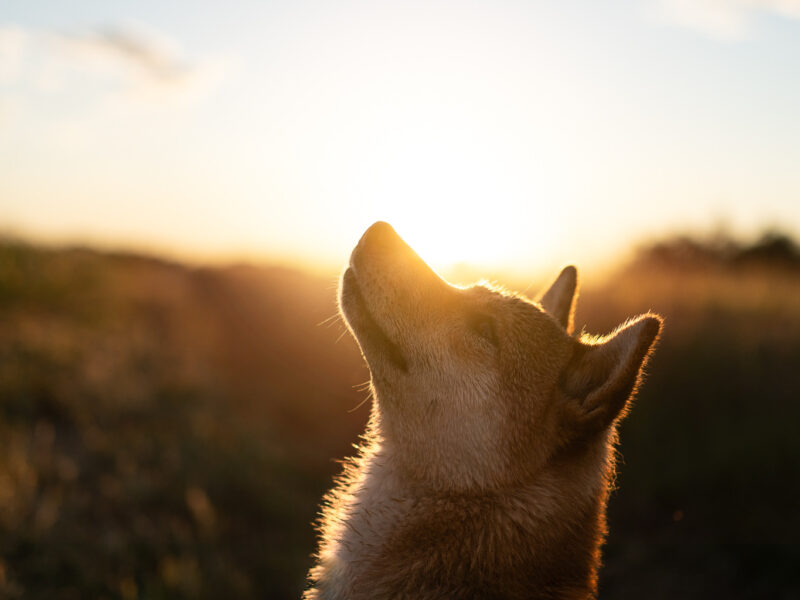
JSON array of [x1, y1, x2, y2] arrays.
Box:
[[468, 313, 497, 346]]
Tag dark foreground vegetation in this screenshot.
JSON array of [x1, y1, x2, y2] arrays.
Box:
[[0, 230, 798, 599]]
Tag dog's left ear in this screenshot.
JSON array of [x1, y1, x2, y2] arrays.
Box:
[[560, 314, 662, 436], [538, 266, 578, 334]]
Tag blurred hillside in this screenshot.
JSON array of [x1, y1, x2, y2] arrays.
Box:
[[0, 231, 799, 599], [0, 242, 368, 599]]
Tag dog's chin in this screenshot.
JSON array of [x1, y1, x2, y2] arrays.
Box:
[[340, 268, 408, 372]]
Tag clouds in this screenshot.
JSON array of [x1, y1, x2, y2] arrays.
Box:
[[655, 0, 800, 40], [51, 24, 225, 101], [0, 21, 226, 107]]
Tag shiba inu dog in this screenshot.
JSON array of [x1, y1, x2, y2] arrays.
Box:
[[305, 222, 661, 599]]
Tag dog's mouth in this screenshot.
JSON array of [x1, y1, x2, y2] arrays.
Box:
[[341, 268, 408, 372]]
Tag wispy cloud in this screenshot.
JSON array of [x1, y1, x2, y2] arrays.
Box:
[[654, 0, 800, 40], [0, 21, 226, 104], [50, 24, 222, 99]]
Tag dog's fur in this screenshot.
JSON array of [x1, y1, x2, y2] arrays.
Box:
[[304, 222, 661, 599]]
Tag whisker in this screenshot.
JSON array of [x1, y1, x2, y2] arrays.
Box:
[[352, 380, 371, 392], [317, 312, 342, 327], [348, 389, 374, 413], [335, 326, 350, 344]]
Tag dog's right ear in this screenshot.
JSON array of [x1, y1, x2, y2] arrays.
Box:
[[538, 266, 578, 334], [559, 314, 662, 437]]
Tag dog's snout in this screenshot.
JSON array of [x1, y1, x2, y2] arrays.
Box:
[[350, 221, 451, 302]]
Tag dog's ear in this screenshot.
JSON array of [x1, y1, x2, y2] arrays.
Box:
[[560, 314, 662, 436], [538, 266, 578, 334]]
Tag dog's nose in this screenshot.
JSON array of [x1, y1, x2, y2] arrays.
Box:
[[356, 221, 406, 259], [358, 221, 399, 249], [351, 221, 404, 271]]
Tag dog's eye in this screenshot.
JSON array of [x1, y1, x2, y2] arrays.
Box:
[[469, 313, 497, 346]]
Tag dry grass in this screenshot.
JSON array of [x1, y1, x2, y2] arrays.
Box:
[[0, 233, 798, 598]]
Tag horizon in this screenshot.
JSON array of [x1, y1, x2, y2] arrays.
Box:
[[2, 220, 796, 294]]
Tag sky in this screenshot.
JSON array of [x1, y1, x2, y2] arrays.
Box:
[[1, 0, 799, 277]]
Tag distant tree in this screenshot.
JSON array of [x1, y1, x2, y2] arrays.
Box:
[[734, 230, 800, 267], [632, 228, 800, 271]]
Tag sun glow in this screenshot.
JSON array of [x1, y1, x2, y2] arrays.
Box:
[[304, 90, 572, 273], [238, 6, 584, 275], [352, 148, 568, 274]]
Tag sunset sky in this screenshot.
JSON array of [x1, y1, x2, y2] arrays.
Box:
[[2, 0, 799, 276]]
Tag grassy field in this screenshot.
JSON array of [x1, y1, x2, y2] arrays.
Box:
[[0, 233, 798, 599]]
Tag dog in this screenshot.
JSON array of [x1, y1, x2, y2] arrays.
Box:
[[305, 221, 661, 599]]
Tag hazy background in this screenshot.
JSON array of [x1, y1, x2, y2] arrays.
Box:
[[1, 1, 799, 598]]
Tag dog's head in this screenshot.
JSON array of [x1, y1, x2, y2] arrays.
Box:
[[340, 222, 661, 491]]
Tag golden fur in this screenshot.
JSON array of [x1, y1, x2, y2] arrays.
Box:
[[304, 222, 662, 599]]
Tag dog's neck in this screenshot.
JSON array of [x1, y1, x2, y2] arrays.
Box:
[[315, 429, 615, 599]]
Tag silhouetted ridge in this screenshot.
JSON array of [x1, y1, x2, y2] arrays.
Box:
[[631, 229, 800, 272]]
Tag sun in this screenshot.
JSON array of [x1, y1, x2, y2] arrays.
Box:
[[381, 207, 515, 270], [345, 146, 562, 275], [336, 122, 562, 273], [306, 70, 574, 276]]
